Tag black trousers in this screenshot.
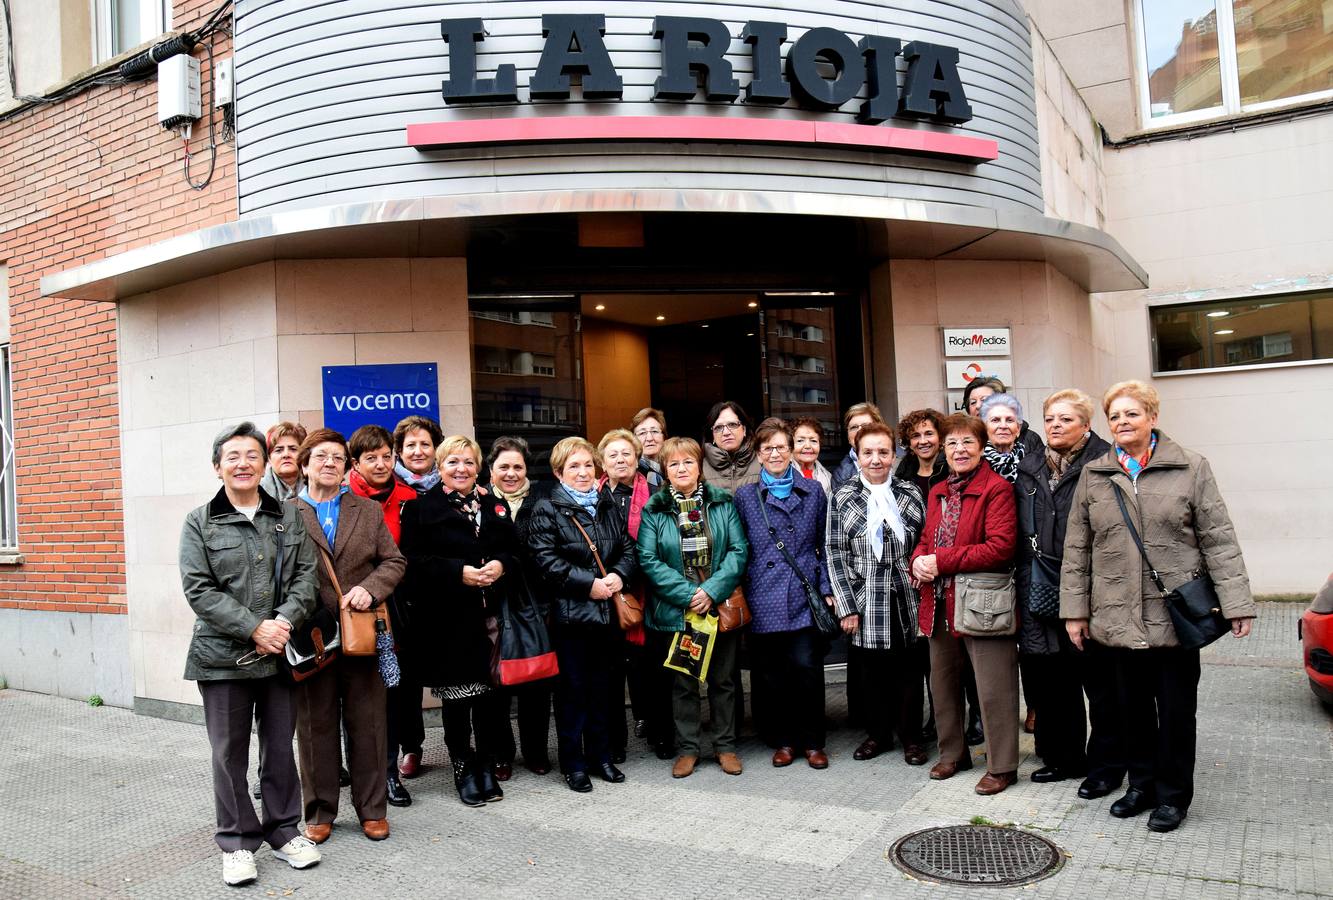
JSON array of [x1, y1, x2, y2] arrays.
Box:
[[853, 641, 927, 747], [606, 633, 640, 755], [385, 678, 425, 775], [749, 627, 827, 752], [552, 622, 616, 773], [1114, 645, 1201, 809], [1024, 635, 1089, 774], [441, 689, 511, 764], [643, 628, 677, 750], [494, 679, 554, 765], [1081, 638, 1128, 785], [199, 677, 301, 853]]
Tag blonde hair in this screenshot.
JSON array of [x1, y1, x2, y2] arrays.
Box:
[[1102, 380, 1160, 418], [843, 401, 884, 428], [659, 436, 703, 471], [435, 434, 482, 468], [630, 407, 667, 434], [1043, 389, 1095, 425], [550, 436, 598, 476], [598, 428, 642, 459]]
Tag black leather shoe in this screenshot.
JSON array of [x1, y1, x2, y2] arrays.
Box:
[[610, 748, 627, 765], [1147, 805, 1187, 833], [964, 714, 985, 747], [654, 742, 676, 761], [598, 762, 626, 783], [339, 766, 352, 787], [1031, 766, 1084, 784], [453, 759, 486, 807], [1110, 788, 1155, 819], [386, 774, 412, 807], [565, 771, 593, 793], [1078, 778, 1121, 800], [474, 763, 503, 802], [525, 754, 552, 776]]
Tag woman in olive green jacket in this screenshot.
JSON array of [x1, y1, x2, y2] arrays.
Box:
[[1061, 382, 1255, 835], [638, 437, 749, 779]]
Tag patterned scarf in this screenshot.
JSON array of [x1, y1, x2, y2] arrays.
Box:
[[444, 488, 482, 537], [670, 484, 710, 571], [639, 456, 664, 490], [562, 484, 601, 515], [760, 465, 795, 500], [490, 479, 531, 517], [1115, 432, 1157, 482], [394, 460, 441, 494], [981, 440, 1025, 483], [1045, 432, 1091, 490], [932, 468, 978, 599]]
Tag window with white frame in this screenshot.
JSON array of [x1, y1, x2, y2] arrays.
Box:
[[1135, 0, 1333, 126], [1149, 289, 1333, 373], [94, 0, 170, 62]]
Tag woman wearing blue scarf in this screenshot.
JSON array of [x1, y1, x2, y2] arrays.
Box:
[[734, 420, 835, 769], [525, 437, 638, 793]]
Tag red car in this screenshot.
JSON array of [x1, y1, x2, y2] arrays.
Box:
[[1300, 575, 1333, 708]]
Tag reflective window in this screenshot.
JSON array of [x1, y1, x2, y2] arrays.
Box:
[[1137, 0, 1333, 125], [1143, 1, 1225, 118], [1234, 0, 1333, 105], [765, 307, 842, 446], [1150, 291, 1333, 372]]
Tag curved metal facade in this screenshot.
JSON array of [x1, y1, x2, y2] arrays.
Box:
[[234, 0, 1042, 218]]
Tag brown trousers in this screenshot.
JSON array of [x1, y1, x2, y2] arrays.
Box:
[[928, 604, 1019, 775], [296, 654, 388, 824]]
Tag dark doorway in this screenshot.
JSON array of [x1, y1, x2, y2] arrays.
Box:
[[650, 314, 764, 442]]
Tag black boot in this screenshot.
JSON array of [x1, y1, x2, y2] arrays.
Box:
[[453, 757, 487, 807], [965, 707, 985, 746], [473, 760, 503, 802]]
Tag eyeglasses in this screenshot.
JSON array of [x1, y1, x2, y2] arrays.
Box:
[[943, 438, 979, 449], [712, 422, 743, 434], [311, 451, 347, 465], [634, 428, 663, 438], [759, 445, 790, 457], [847, 422, 869, 433]]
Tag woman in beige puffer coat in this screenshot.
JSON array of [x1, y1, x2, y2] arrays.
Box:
[[1061, 380, 1255, 835]]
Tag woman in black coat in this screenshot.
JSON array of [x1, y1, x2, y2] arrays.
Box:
[[1014, 389, 1116, 793], [399, 435, 526, 808], [525, 436, 637, 793]]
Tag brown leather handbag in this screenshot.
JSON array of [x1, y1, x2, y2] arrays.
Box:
[[317, 544, 390, 656], [570, 517, 644, 630], [716, 585, 752, 633]]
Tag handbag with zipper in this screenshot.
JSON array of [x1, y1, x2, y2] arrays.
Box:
[[570, 515, 644, 630]]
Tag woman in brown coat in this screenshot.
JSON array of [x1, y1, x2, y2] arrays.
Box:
[[1061, 381, 1255, 833], [291, 428, 406, 844]]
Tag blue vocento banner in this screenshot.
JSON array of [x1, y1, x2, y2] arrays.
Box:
[[321, 363, 440, 438]]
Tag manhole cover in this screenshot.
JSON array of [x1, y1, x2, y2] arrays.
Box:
[[888, 825, 1063, 887]]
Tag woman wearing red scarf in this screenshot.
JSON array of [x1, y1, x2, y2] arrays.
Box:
[[346, 425, 419, 809], [910, 413, 1020, 795]]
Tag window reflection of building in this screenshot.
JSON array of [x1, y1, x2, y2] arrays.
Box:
[[1150, 291, 1333, 372], [765, 307, 841, 447], [469, 306, 584, 464]]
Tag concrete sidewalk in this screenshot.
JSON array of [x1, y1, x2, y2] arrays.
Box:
[[0, 602, 1328, 899]]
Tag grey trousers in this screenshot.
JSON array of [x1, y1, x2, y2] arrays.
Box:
[[198, 677, 302, 853], [672, 630, 740, 757]]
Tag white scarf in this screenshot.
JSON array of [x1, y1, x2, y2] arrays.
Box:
[[861, 475, 905, 561]]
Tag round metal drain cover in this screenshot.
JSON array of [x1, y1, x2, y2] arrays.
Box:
[[889, 825, 1063, 887]]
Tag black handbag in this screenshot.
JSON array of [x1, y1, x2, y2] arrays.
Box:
[[1021, 489, 1061, 620], [757, 488, 841, 638], [285, 605, 341, 681], [1112, 489, 1229, 650]]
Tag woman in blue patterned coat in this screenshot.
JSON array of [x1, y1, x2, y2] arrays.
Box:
[[827, 421, 929, 766], [734, 419, 835, 769]]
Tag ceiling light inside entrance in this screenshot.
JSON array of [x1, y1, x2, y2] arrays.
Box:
[[747, 301, 758, 308], [1214, 329, 1235, 335], [656, 315, 665, 321], [595, 304, 606, 311], [1206, 310, 1230, 318], [763, 291, 836, 297]]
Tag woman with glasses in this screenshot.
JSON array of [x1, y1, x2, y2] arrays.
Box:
[[734, 420, 834, 769], [292, 429, 406, 843], [179, 422, 321, 886], [702, 401, 761, 495], [631, 407, 668, 491]]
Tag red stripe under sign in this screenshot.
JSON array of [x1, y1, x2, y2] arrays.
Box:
[[406, 115, 998, 163]]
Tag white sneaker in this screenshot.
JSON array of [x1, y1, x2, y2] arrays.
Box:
[[273, 835, 322, 869], [222, 849, 257, 886]]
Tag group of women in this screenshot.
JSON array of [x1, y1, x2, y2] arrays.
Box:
[[181, 377, 1257, 884]]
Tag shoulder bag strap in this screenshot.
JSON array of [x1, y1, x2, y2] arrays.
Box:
[[271, 521, 285, 611], [570, 515, 609, 578], [315, 541, 346, 598], [1111, 487, 1169, 595], [758, 489, 819, 600]]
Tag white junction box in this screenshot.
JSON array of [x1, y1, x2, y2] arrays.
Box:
[[158, 54, 202, 129], [214, 56, 234, 108]]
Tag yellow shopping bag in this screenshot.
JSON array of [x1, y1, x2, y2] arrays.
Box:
[[663, 610, 717, 684]]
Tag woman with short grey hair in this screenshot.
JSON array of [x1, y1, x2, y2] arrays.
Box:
[[179, 422, 322, 886], [980, 393, 1043, 484]]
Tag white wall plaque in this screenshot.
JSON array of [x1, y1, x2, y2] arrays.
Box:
[[943, 327, 1011, 357]]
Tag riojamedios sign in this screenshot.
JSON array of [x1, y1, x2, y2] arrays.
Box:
[[438, 14, 973, 126]]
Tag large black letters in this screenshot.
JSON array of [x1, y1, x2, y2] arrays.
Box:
[[856, 35, 901, 124], [440, 18, 517, 104], [530, 14, 624, 100], [785, 27, 865, 110], [898, 41, 973, 123], [652, 16, 740, 102], [741, 21, 789, 104]]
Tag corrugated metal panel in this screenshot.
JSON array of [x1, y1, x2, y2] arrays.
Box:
[[234, 0, 1042, 216]]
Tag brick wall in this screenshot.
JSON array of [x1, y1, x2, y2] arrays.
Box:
[[0, 0, 237, 614]]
